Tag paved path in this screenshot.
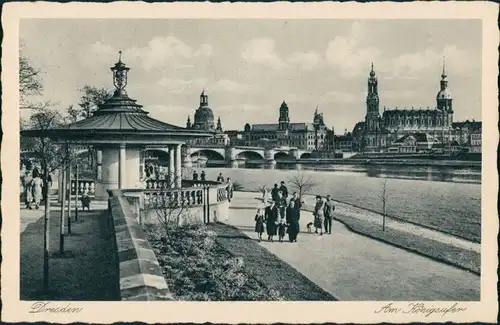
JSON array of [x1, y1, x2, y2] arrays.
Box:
[[227, 192, 480, 301], [20, 199, 119, 300]]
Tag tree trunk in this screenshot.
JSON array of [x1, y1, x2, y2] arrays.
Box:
[[59, 164, 66, 255], [42, 165, 50, 292]]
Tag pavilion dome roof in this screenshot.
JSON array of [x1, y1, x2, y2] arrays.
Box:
[[21, 53, 214, 142], [436, 88, 452, 100]]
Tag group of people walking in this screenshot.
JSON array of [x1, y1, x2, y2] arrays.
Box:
[[254, 181, 301, 243], [254, 180, 336, 242], [20, 167, 50, 210]]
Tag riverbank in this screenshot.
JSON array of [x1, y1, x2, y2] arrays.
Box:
[[197, 168, 481, 242], [231, 191, 480, 275], [296, 158, 481, 168]]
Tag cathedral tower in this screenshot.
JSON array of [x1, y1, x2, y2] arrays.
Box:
[[365, 63, 380, 133], [436, 58, 453, 127], [278, 100, 290, 130]]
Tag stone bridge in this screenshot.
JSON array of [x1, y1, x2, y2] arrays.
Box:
[[145, 145, 312, 168], [187, 145, 311, 164]]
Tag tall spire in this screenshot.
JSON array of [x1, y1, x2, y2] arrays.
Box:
[[441, 56, 447, 79], [370, 62, 376, 77]]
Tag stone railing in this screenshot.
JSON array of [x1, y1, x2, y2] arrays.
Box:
[[121, 180, 230, 226], [107, 189, 173, 301]]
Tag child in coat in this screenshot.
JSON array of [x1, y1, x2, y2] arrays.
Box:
[[254, 209, 265, 242], [277, 213, 287, 243]]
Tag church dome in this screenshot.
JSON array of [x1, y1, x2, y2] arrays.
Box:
[[193, 90, 215, 129], [194, 106, 214, 123]]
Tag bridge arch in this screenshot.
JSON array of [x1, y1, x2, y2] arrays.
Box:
[[190, 149, 225, 161], [300, 152, 312, 159], [274, 151, 290, 161], [236, 150, 264, 160]]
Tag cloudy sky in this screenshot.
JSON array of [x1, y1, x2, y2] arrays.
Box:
[[20, 19, 481, 133]]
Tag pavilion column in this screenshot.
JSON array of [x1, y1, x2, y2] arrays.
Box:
[[175, 144, 182, 188], [119, 143, 127, 189], [96, 146, 119, 199], [168, 145, 175, 188], [125, 146, 141, 188], [96, 149, 103, 181]]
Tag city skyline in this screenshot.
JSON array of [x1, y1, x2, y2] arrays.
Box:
[[20, 19, 482, 133]]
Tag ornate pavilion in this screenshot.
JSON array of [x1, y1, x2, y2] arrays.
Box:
[[21, 52, 214, 199]]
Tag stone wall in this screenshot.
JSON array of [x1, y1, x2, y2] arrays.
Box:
[[107, 190, 173, 301]]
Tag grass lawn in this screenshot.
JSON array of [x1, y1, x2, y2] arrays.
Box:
[[145, 223, 336, 301], [331, 213, 480, 275]]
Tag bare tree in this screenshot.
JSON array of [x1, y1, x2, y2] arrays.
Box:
[[288, 173, 317, 202], [378, 179, 388, 231], [150, 179, 191, 241], [21, 108, 79, 292]]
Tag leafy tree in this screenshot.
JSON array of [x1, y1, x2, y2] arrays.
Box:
[[77, 85, 112, 119]]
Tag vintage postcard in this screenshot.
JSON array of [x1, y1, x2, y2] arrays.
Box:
[[2, 1, 498, 323]]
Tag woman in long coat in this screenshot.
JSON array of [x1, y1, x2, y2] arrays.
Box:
[[313, 195, 325, 235], [265, 201, 278, 242], [31, 173, 44, 210], [286, 200, 300, 242]]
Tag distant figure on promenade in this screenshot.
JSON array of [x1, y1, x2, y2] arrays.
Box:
[[216, 173, 225, 183], [261, 185, 269, 206], [200, 170, 206, 181], [193, 171, 199, 181], [286, 200, 300, 242], [22, 171, 33, 209], [279, 181, 288, 199], [313, 195, 325, 235], [226, 178, 234, 202], [254, 208, 265, 242], [271, 183, 279, 202], [31, 172, 44, 210], [323, 195, 335, 235], [265, 201, 278, 242]]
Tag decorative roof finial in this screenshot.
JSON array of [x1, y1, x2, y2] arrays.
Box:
[[370, 62, 376, 77], [110, 51, 130, 92]]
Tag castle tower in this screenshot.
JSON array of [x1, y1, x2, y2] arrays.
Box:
[[278, 100, 290, 130], [216, 116, 223, 132], [436, 57, 453, 127]]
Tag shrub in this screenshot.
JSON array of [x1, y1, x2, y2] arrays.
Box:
[[145, 224, 282, 301]]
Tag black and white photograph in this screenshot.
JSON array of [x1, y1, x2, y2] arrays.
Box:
[[2, 2, 498, 324]]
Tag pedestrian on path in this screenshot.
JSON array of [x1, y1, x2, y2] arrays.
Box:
[[216, 173, 225, 183], [193, 170, 199, 181], [200, 170, 206, 181], [277, 211, 287, 243], [254, 208, 265, 242], [275, 190, 287, 219], [286, 199, 300, 242], [313, 195, 325, 235], [261, 185, 269, 206], [279, 181, 288, 200], [271, 183, 279, 202], [226, 178, 234, 202], [265, 201, 278, 242], [31, 172, 44, 210], [323, 195, 335, 234], [22, 171, 33, 209]]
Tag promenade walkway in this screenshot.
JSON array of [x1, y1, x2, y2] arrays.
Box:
[[227, 192, 480, 301], [20, 198, 119, 300]]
